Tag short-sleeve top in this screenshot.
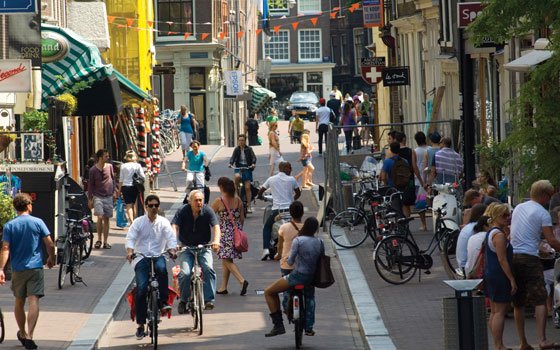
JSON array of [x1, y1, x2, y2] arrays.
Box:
[[178, 113, 194, 133], [171, 205, 219, 246], [187, 150, 206, 172], [3, 215, 50, 272], [510, 200, 553, 256]]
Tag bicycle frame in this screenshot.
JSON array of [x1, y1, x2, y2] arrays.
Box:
[[180, 244, 211, 335], [290, 284, 306, 349]]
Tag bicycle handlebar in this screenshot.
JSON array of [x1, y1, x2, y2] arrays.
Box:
[[131, 251, 173, 260], [179, 244, 213, 251]]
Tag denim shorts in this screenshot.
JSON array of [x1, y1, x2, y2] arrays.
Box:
[[284, 271, 314, 287]]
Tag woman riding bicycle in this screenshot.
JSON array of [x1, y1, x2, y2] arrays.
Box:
[[185, 140, 208, 195], [264, 217, 322, 337], [229, 134, 257, 213]]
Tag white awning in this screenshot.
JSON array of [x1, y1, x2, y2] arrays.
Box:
[[505, 38, 553, 72]]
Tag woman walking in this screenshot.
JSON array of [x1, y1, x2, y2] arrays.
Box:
[[177, 105, 195, 171], [340, 101, 357, 154], [295, 133, 315, 188], [268, 122, 282, 176], [413, 131, 429, 230], [211, 177, 249, 296], [117, 151, 145, 224]]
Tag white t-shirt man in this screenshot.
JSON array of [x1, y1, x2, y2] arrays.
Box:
[[261, 172, 299, 210], [465, 231, 487, 275], [510, 200, 553, 256]]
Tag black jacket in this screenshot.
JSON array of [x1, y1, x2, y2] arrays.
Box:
[[229, 146, 256, 167]]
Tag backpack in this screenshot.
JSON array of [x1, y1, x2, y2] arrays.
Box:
[[391, 156, 411, 190]]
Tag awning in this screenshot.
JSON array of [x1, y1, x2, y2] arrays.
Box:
[[505, 38, 553, 72], [250, 86, 276, 115], [113, 69, 151, 102]]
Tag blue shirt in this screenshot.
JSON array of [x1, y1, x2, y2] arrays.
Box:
[[187, 150, 206, 172], [2, 214, 50, 272], [178, 113, 194, 134], [382, 156, 409, 188]]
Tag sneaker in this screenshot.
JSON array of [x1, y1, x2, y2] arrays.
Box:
[[161, 302, 172, 313], [204, 301, 214, 310], [261, 249, 270, 261], [247, 206, 253, 214], [178, 301, 187, 314], [135, 326, 146, 340]]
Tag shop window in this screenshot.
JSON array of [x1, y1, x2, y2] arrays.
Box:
[[264, 30, 290, 62], [298, 29, 321, 62], [189, 67, 206, 90]]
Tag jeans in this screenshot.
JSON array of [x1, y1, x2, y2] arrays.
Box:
[[317, 124, 329, 154], [178, 248, 216, 304], [263, 209, 279, 249], [135, 256, 169, 325], [281, 268, 316, 331], [343, 130, 353, 153]]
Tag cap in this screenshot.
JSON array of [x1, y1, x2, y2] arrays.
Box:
[[353, 95, 360, 101], [429, 131, 442, 144], [319, 98, 326, 105], [329, 92, 336, 97]]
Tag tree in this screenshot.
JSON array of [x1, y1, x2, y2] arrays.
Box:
[[469, 0, 560, 192]]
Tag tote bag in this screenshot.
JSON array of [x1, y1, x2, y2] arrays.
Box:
[[116, 197, 128, 228], [313, 240, 335, 288]]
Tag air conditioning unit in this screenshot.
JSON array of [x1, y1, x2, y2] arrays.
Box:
[[0, 108, 15, 130]]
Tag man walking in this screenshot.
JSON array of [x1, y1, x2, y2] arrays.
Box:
[[428, 136, 463, 185], [126, 194, 177, 340], [0, 193, 55, 350], [315, 98, 332, 155], [88, 149, 117, 249], [172, 190, 221, 312], [245, 113, 260, 146], [510, 180, 560, 350]]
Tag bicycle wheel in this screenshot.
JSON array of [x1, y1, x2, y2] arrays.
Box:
[[58, 241, 71, 289], [70, 242, 82, 285], [82, 220, 94, 260], [0, 308, 4, 343], [329, 209, 369, 248], [374, 235, 418, 285], [196, 280, 204, 335], [441, 229, 462, 279], [150, 289, 159, 349], [294, 295, 305, 349]]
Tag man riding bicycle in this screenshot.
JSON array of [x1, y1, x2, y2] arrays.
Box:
[[125, 194, 177, 340], [229, 134, 257, 213], [171, 190, 221, 313]]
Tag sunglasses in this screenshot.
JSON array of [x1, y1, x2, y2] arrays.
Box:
[[147, 203, 160, 208]]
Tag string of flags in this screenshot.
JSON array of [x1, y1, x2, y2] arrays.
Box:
[[106, 1, 362, 39]]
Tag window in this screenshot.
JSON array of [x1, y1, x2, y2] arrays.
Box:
[[353, 28, 364, 76], [306, 72, 323, 97], [341, 35, 347, 65], [264, 30, 290, 62], [299, 29, 321, 62], [157, 0, 194, 36], [269, 0, 289, 16], [298, 0, 321, 14]]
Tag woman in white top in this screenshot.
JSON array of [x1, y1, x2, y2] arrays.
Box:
[[118, 151, 146, 224], [465, 215, 490, 276], [268, 122, 282, 176], [413, 131, 429, 231]]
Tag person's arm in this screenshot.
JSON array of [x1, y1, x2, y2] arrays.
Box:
[[211, 224, 221, 252], [0, 242, 9, 284], [493, 232, 517, 295], [543, 226, 560, 252], [287, 238, 299, 266], [237, 197, 245, 226], [411, 151, 424, 187], [294, 187, 301, 201], [275, 229, 284, 260], [125, 220, 138, 262], [163, 221, 178, 259], [42, 235, 55, 268], [210, 198, 220, 213], [203, 153, 208, 167], [87, 168, 95, 208], [249, 148, 257, 169]]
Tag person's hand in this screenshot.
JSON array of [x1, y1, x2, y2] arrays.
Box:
[[126, 252, 134, 263], [211, 242, 220, 252], [168, 248, 178, 260], [46, 255, 55, 269], [510, 279, 517, 295], [88, 199, 94, 210], [228, 164, 232, 168], [0, 270, 5, 285]]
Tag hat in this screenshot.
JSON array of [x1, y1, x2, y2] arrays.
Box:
[[429, 131, 442, 144], [353, 95, 360, 101], [329, 92, 336, 97], [319, 98, 326, 105]]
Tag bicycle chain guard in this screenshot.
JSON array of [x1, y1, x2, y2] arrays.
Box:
[[417, 254, 433, 270]]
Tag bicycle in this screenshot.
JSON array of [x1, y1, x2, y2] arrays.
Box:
[[231, 166, 259, 215], [57, 210, 88, 289], [372, 203, 460, 284], [66, 193, 94, 260], [180, 244, 212, 335], [131, 251, 172, 349], [183, 170, 207, 204], [287, 284, 306, 349]]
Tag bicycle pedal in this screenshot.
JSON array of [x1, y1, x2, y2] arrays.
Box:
[[424, 270, 431, 275]]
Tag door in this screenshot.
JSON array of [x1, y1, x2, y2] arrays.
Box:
[[190, 94, 206, 144]]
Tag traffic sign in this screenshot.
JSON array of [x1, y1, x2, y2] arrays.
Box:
[[0, 0, 36, 14], [153, 66, 176, 75]]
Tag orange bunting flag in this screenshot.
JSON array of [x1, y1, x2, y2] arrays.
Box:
[[237, 31, 244, 39], [134, 27, 141, 32], [291, 22, 299, 30], [147, 20, 154, 28], [310, 18, 318, 26], [219, 32, 226, 40], [330, 11, 337, 19], [201, 33, 210, 40], [167, 31, 178, 35], [126, 18, 134, 27], [184, 32, 191, 40], [256, 28, 262, 36], [107, 16, 116, 24], [273, 25, 281, 33], [117, 24, 126, 28], [349, 3, 360, 12]]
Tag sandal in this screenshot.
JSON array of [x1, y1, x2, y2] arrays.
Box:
[[103, 243, 112, 249], [94, 241, 102, 249]]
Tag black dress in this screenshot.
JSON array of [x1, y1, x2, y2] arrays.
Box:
[[484, 228, 514, 302]]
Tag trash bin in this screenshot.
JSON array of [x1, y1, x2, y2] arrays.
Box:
[[442, 279, 488, 350]]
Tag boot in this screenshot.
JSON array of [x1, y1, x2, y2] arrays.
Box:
[[265, 311, 286, 337]]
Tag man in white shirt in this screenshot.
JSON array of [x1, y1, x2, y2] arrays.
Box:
[[510, 180, 560, 350], [257, 162, 301, 260], [315, 98, 332, 155], [126, 194, 177, 340]]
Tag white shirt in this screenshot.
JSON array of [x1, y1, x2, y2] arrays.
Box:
[[511, 200, 552, 256], [262, 172, 299, 210], [464, 231, 487, 275], [125, 214, 177, 268], [120, 162, 145, 186], [316, 106, 331, 125], [457, 222, 476, 268]]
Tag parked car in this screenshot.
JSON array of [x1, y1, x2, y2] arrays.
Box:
[[284, 91, 319, 121]]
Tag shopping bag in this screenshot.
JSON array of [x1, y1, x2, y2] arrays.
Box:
[[116, 197, 128, 228]]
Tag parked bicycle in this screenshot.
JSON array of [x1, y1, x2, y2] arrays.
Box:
[[57, 209, 89, 289], [373, 203, 460, 284], [66, 193, 94, 260]]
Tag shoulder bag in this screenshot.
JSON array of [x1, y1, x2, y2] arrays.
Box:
[[466, 227, 497, 280], [132, 167, 145, 193], [313, 239, 335, 288], [221, 197, 249, 253]]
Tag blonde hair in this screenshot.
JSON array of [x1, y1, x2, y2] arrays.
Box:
[[124, 150, 137, 162], [484, 203, 510, 225], [530, 180, 554, 200], [301, 133, 310, 149]]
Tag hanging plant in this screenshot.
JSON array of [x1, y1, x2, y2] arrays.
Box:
[[22, 110, 49, 131], [55, 93, 78, 115], [0, 184, 16, 229]]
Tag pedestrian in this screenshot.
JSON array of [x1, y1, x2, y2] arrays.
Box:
[[117, 150, 146, 225], [394, 132, 416, 218], [291, 112, 305, 144], [0, 193, 56, 350], [125, 194, 177, 340], [268, 122, 282, 176], [176, 105, 195, 170], [510, 180, 560, 350], [340, 101, 357, 154], [211, 177, 249, 296], [191, 113, 200, 142], [88, 149, 117, 249], [331, 85, 343, 102], [428, 136, 464, 186], [266, 109, 279, 128], [380, 141, 412, 216], [315, 98, 331, 155], [423, 131, 441, 179], [245, 113, 260, 146], [172, 190, 221, 312], [263, 217, 322, 337], [294, 133, 315, 189], [456, 203, 487, 272], [464, 214, 491, 277], [326, 91, 341, 125], [359, 93, 373, 145], [483, 203, 516, 350], [274, 201, 316, 336], [413, 131, 429, 230], [229, 134, 257, 213]]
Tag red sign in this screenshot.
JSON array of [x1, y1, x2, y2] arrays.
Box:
[[360, 57, 385, 85], [457, 2, 485, 28], [0, 60, 32, 92]]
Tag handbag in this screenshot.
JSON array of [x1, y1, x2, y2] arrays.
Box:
[[313, 240, 335, 288], [132, 171, 145, 192], [352, 135, 362, 150], [221, 197, 249, 253], [116, 197, 128, 228]]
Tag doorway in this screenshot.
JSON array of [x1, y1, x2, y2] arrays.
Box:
[[190, 94, 206, 144]]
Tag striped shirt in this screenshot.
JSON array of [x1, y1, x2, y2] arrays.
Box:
[[434, 147, 463, 182]]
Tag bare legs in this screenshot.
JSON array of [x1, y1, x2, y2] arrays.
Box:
[[96, 216, 110, 244], [514, 305, 552, 349], [489, 301, 509, 350], [218, 258, 246, 292], [15, 295, 40, 340], [264, 277, 290, 313], [125, 203, 136, 225]]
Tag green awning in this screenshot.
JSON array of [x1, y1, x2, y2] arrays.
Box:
[[113, 69, 151, 101], [250, 86, 276, 115], [41, 24, 113, 109]]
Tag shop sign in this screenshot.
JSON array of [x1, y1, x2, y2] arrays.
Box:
[[0, 60, 32, 92], [382, 66, 410, 86], [457, 2, 485, 28], [0, 0, 36, 13], [225, 70, 244, 96], [363, 0, 384, 28], [41, 31, 70, 63], [361, 57, 385, 85]]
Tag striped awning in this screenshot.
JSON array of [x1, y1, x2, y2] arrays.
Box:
[[41, 24, 113, 109], [250, 86, 276, 115]]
